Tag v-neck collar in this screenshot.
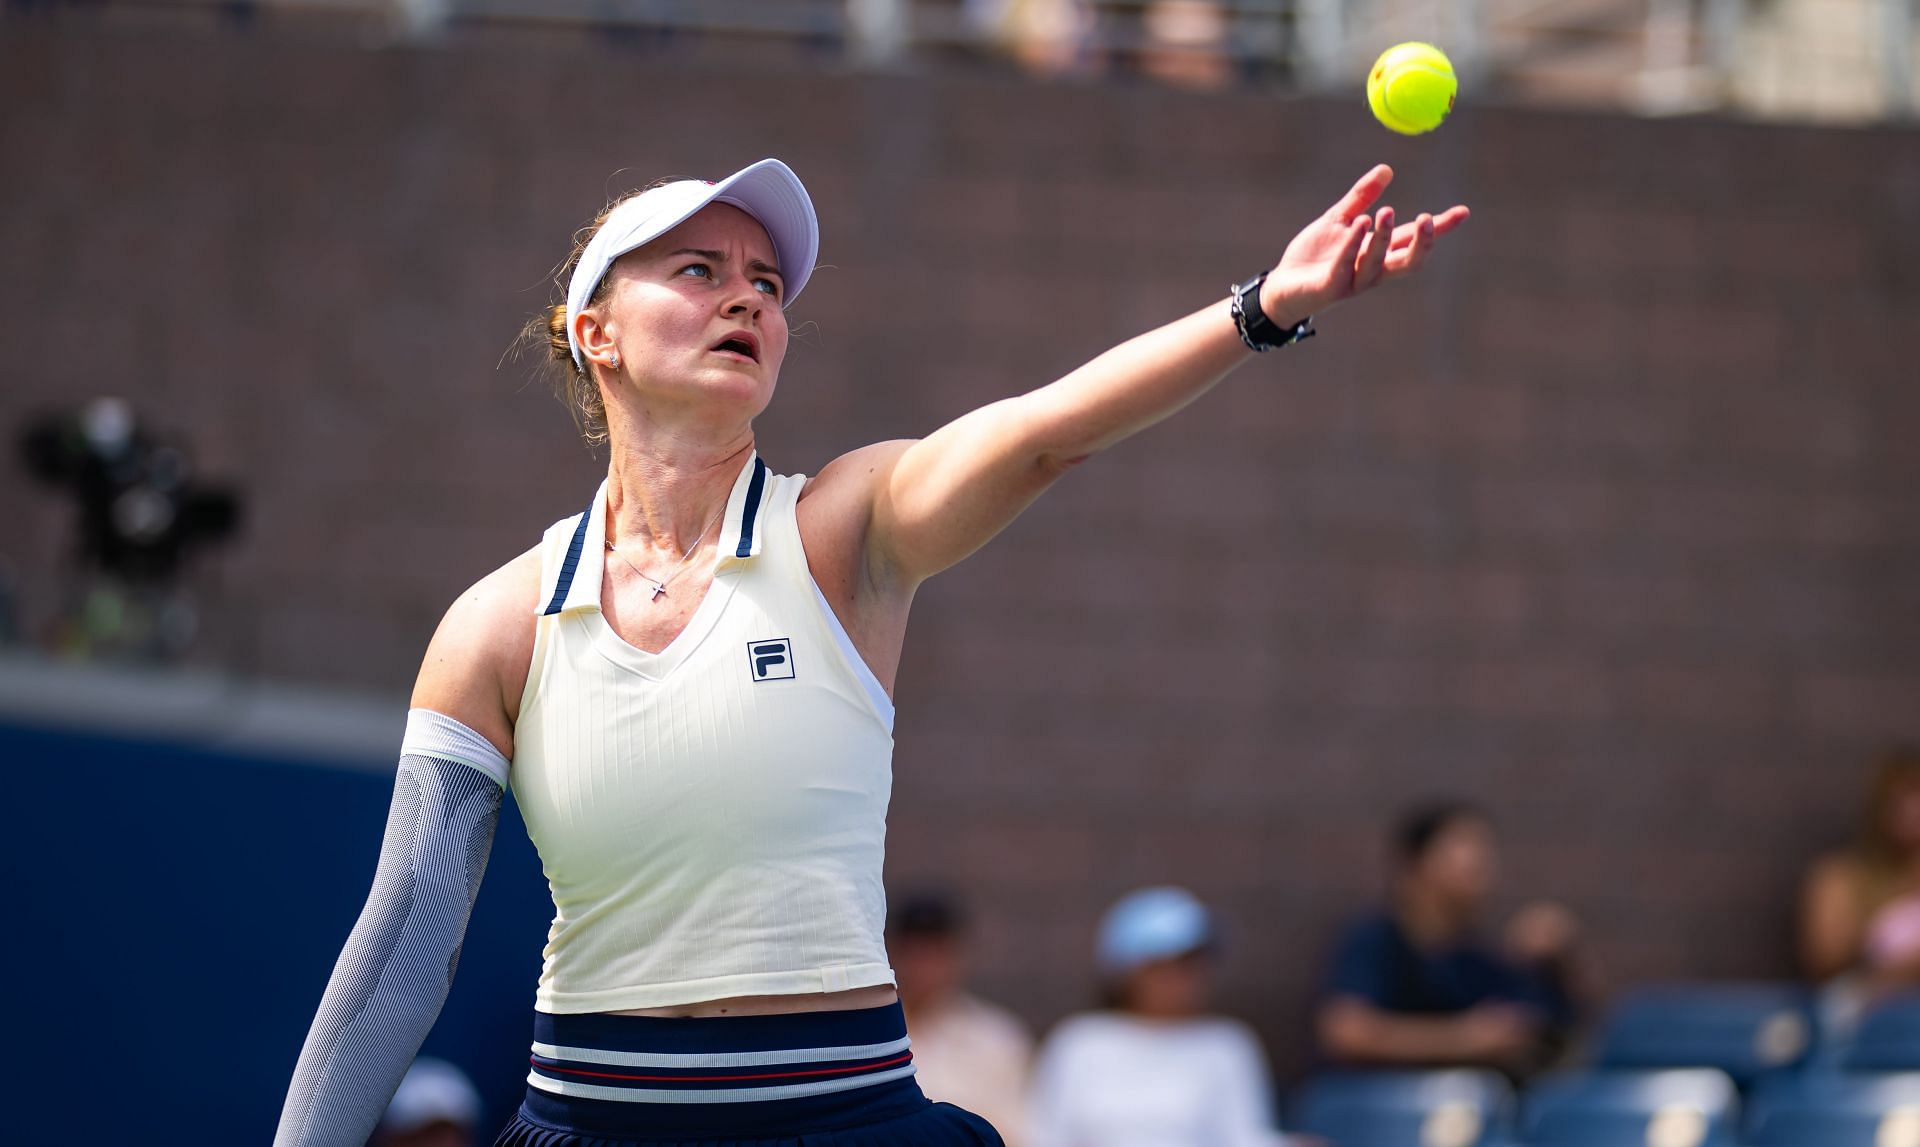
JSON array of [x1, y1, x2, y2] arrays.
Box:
[[537, 451, 769, 619], [537, 450, 772, 682]]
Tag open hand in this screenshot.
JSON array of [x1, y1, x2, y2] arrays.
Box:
[[1258, 165, 1469, 326]]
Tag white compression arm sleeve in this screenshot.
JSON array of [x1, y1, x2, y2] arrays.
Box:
[[274, 711, 509, 1147]]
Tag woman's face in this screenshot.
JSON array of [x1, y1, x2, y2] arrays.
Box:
[[586, 203, 790, 422], [1123, 950, 1211, 1019]]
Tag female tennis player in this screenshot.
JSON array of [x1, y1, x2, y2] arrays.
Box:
[[274, 158, 1467, 1146]]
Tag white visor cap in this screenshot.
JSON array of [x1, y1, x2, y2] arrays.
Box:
[[565, 157, 818, 369]]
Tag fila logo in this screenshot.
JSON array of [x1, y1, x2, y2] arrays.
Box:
[[748, 638, 795, 682]]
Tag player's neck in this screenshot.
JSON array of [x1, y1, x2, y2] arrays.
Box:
[[602, 427, 755, 556]]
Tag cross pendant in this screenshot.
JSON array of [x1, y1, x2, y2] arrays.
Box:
[[647, 580, 667, 601]]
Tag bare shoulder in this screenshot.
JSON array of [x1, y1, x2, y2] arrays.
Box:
[[799, 440, 917, 514], [798, 440, 917, 586], [410, 545, 542, 759]]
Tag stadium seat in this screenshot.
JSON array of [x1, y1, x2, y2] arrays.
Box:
[[1745, 1071, 1920, 1146], [1290, 1069, 1513, 1147], [1516, 1069, 1738, 1147], [1593, 983, 1814, 1084], [1845, 994, 1920, 1071]]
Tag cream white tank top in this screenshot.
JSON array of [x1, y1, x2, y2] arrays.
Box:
[[512, 452, 899, 1013]]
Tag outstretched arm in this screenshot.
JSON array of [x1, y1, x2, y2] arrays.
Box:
[[861, 165, 1467, 586]]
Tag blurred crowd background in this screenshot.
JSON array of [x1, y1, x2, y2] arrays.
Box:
[[2, 1, 1917, 1143]]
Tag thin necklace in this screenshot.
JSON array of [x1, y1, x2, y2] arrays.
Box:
[[605, 505, 725, 602]]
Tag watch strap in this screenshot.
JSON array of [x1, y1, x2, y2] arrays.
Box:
[[1231, 272, 1315, 352]]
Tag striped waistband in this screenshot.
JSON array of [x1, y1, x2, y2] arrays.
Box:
[[527, 1004, 916, 1107]]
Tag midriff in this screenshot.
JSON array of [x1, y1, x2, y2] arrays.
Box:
[[609, 984, 899, 1018]]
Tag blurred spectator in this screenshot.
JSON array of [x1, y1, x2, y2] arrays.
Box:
[[1029, 886, 1284, 1147], [1317, 803, 1581, 1076], [1802, 747, 1920, 1027], [371, 1057, 480, 1147], [1139, 0, 1231, 89], [968, 0, 1099, 77], [889, 892, 1034, 1145]]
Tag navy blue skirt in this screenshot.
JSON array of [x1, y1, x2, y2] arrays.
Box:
[[494, 1004, 1002, 1147]]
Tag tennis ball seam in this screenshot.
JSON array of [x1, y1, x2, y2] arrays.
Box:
[[1384, 64, 1456, 132]]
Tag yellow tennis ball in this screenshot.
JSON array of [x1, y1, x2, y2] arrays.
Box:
[[1367, 42, 1457, 135]]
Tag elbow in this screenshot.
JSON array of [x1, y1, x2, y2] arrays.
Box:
[[1036, 448, 1097, 479], [1009, 383, 1110, 479]]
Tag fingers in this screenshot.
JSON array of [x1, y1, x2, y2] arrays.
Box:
[[1386, 205, 1469, 250], [1331, 164, 1394, 224], [1318, 197, 1466, 294], [1330, 215, 1372, 291], [1383, 214, 1436, 278], [1353, 206, 1394, 290], [1431, 204, 1471, 235], [1386, 213, 1429, 252]]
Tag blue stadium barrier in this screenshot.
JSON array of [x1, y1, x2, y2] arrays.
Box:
[[1745, 1071, 1920, 1146], [1517, 1069, 1739, 1147], [1844, 994, 1920, 1071], [3, 719, 554, 1146], [1593, 983, 1815, 1085], [1290, 1069, 1513, 1147]]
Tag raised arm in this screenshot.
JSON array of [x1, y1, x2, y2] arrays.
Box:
[[862, 165, 1466, 586], [274, 557, 533, 1145]]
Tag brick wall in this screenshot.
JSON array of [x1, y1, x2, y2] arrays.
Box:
[[4, 23, 1918, 1074]]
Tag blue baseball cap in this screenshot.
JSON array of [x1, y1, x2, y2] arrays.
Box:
[[1097, 886, 1215, 975]]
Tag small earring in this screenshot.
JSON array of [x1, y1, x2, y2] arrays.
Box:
[[608, 354, 620, 369]]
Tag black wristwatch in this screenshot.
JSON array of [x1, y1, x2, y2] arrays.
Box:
[[1230, 271, 1315, 352]]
